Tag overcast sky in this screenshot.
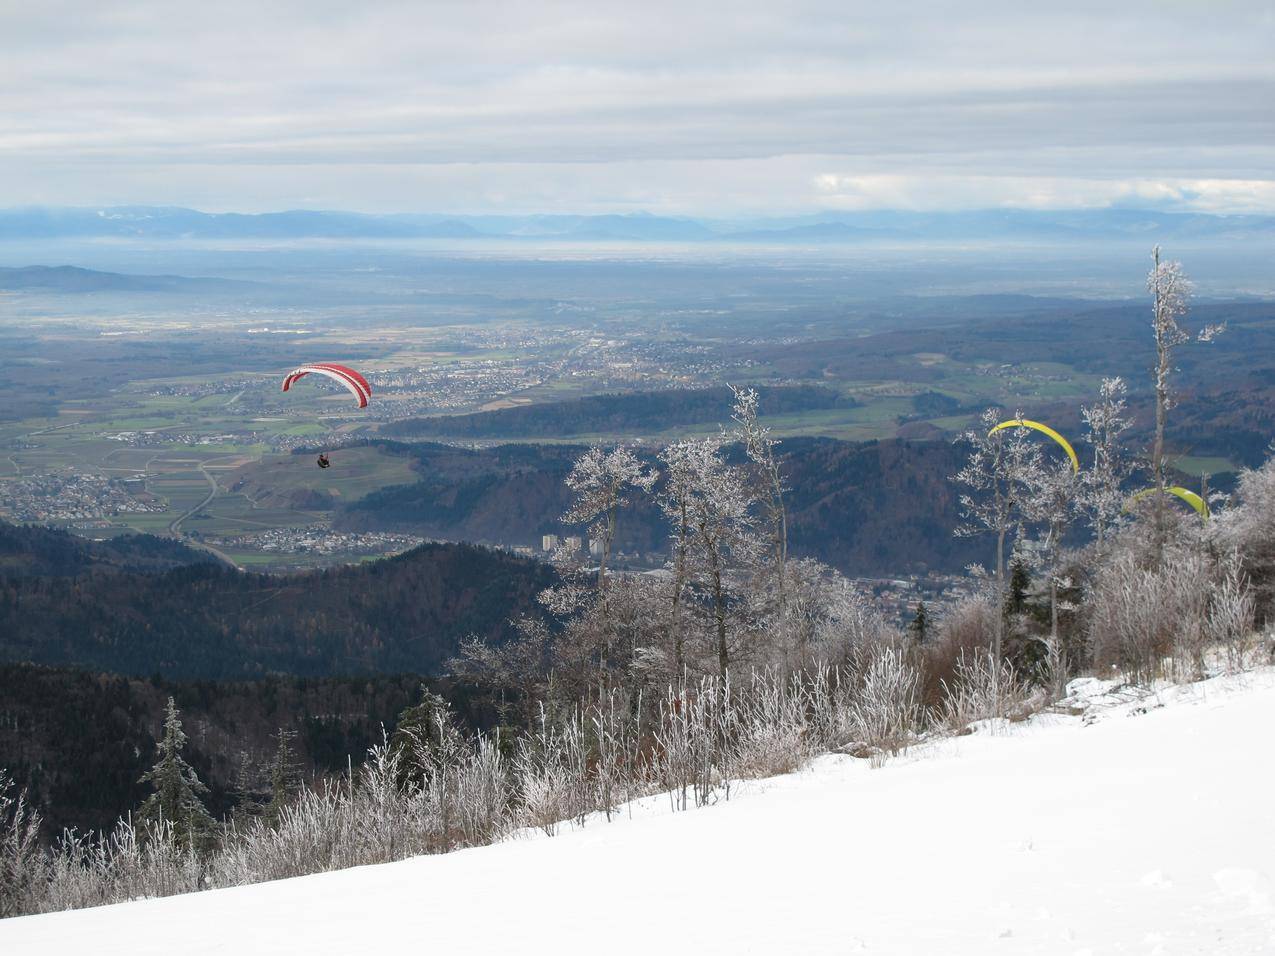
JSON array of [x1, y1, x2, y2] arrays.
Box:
[[2, 0, 1273, 215]]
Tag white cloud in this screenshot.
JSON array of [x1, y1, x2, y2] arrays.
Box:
[[811, 174, 1275, 214], [1, 1, 1272, 213]]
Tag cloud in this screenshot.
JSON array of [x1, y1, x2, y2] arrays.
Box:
[[811, 173, 1275, 213], [1, 1, 1272, 213]]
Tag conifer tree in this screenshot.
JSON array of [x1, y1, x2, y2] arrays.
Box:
[[390, 687, 464, 781], [264, 728, 302, 826], [137, 697, 216, 852], [908, 601, 929, 644], [1006, 560, 1031, 617], [229, 750, 265, 827]]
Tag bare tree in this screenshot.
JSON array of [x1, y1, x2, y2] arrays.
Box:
[[953, 409, 1045, 667], [450, 618, 555, 723], [732, 386, 789, 607], [1021, 460, 1082, 683], [1081, 376, 1136, 548], [658, 439, 701, 677], [562, 444, 657, 617], [660, 436, 759, 677], [1146, 247, 1223, 565], [552, 445, 658, 694]]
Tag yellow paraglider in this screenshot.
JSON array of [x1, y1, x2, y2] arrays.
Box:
[[1127, 486, 1210, 522], [987, 419, 1079, 474]]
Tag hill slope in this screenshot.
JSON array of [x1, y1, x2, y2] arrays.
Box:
[[0, 540, 555, 679], [8, 669, 1273, 953], [0, 523, 216, 578], [337, 438, 984, 575], [0, 265, 256, 294]]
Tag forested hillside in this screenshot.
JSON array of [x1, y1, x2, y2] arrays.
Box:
[[0, 540, 555, 679], [337, 438, 987, 574], [0, 523, 215, 577]]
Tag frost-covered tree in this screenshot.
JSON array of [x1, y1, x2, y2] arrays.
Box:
[[732, 385, 789, 607], [657, 438, 702, 677], [390, 687, 465, 779], [450, 617, 555, 723], [136, 698, 217, 853], [1081, 376, 1136, 547], [952, 409, 1045, 666], [771, 557, 893, 666], [1146, 248, 1223, 564], [562, 444, 658, 614], [1022, 460, 1082, 679], [659, 435, 759, 677], [545, 445, 658, 696]]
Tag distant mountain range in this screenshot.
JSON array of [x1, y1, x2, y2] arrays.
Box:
[[2, 205, 1274, 243]]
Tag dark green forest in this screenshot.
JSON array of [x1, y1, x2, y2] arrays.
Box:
[[0, 523, 217, 578], [0, 664, 501, 835], [0, 528, 555, 679]]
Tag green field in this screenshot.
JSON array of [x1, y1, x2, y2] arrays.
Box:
[[1170, 455, 1239, 477]]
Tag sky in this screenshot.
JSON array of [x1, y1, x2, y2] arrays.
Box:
[[2, 0, 1273, 215]]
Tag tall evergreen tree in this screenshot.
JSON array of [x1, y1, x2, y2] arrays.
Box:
[[1006, 560, 1031, 617], [264, 728, 302, 826], [229, 749, 265, 827], [908, 601, 929, 644], [136, 697, 216, 852], [389, 687, 464, 781]]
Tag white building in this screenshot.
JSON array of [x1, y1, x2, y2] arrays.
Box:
[[541, 534, 560, 552]]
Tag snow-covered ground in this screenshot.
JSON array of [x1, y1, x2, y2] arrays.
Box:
[[7, 669, 1275, 955]]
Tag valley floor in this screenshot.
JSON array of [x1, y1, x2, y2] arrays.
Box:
[[7, 668, 1275, 955]]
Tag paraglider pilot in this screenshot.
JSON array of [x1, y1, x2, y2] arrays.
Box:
[[316, 453, 330, 469]]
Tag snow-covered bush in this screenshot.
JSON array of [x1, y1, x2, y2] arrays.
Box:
[[38, 819, 201, 916], [725, 672, 811, 779], [1211, 455, 1275, 628], [935, 650, 1034, 734], [512, 712, 593, 835], [1087, 543, 1209, 683], [1209, 553, 1258, 673], [849, 647, 921, 758], [0, 771, 45, 918]]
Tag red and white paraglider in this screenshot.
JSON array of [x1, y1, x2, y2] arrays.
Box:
[[280, 363, 372, 467], [281, 363, 372, 408]]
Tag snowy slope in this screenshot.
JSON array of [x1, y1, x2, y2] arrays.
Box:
[[6, 670, 1275, 955]]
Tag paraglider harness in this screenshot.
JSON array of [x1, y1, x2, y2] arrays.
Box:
[[316, 453, 331, 469]]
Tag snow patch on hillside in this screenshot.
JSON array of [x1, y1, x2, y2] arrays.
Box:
[[6, 668, 1275, 955]]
